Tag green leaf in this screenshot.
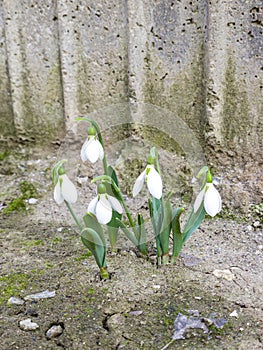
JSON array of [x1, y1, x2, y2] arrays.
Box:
[[107, 210, 122, 249], [151, 196, 163, 234], [137, 214, 147, 254], [159, 197, 172, 255], [105, 165, 122, 249], [150, 146, 156, 159], [182, 203, 206, 244], [148, 198, 161, 259], [83, 213, 106, 248], [107, 165, 119, 186], [81, 227, 106, 268], [171, 207, 185, 259], [196, 166, 209, 179], [51, 159, 67, 185], [116, 218, 138, 247]]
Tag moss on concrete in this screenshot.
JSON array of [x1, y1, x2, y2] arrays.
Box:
[[143, 45, 207, 143], [221, 55, 250, 148]]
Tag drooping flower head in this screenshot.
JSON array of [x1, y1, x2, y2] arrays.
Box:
[[132, 155, 163, 199], [88, 183, 123, 225], [81, 125, 104, 163], [193, 169, 222, 217], [53, 166, 78, 205]]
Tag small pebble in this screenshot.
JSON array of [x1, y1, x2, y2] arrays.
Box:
[[212, 269, 235, 281], [153, 284, 161, 289], [229, 310, 239, 318], [46, 324, 63, 339], [24, 289, 56, 300], [28, 198, 38, 205], [129, 310, 143, 316], [19, 318, 39, 331]]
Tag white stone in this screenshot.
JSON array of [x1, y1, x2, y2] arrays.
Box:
[[19, 318, 39, 331], [212, 269, 235, 281], [28, 198, 38, 205], [8, 297, 25, 305], [229, 310, 239, 318]]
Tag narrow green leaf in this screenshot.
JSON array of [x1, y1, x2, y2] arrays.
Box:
[[137, 214, 147, 254], [107, 210, 122, 249], [51, 159, 67, 185], [83, 213, 106, 248], [107, 165, 119, 186], [116, 218, 138, 247], [171, 207, 185, 259], [148, 198, 161, 260], [196, 166, 209, 179], [150, 146, 156, 158], [81, 227, 106, 267], [159, 198, 172, 255], [152, 196, 162, 233], [182, 204, 206, 244], [105, 166, 122, 249]]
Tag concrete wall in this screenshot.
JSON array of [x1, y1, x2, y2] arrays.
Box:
[[0, 0, 262, 156]]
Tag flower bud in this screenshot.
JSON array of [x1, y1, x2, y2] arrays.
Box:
[[88, 126, 96, 136], [97, 183, 107, 194]]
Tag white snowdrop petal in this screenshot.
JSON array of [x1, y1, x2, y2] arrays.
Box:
[[147, 167, 163, 199], [96, 140, 104, 160], [108, 195, 123, 214], [204, 183, 222, 217], [96, 196, 112, 224], [88, 196, 99, 214], [86, 138, 100, 163], [193, 187, 205, 213], [61, 174, 78, 203], [80, 139, 89, 162], [53, 181, 64, 205], [132, 170, 146, 197]]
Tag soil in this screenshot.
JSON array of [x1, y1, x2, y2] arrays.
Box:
[[0, 144, 262, 350]]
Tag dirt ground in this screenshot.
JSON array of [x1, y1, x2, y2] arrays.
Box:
[[0, 143, 262, 350]]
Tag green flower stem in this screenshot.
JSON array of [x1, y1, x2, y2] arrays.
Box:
[[65, 200, 83, 231], [153, 149, 170, 262], [92, 175, 137, 236], [75, 116, 109, 175]]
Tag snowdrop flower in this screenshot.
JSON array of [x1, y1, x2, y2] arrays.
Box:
[[193, 171, 222, 217], [54, 168, 78, 205], [81, 126, 104, 163], [88, 183, 123, 225], [132, 156, 163, 199]]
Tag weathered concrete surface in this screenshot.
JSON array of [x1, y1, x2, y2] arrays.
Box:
[[0, 2, 14, 140], [57, 0, 129, 132], [206, 0, 263, 154], [2, 0, 64, 142], [0, 0, 262, 157]]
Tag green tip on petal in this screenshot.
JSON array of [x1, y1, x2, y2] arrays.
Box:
[[206, 169, 213, 183], [97, 183, 107, 194], [88, 126, 96, 136], [147, 155, 154, 165]]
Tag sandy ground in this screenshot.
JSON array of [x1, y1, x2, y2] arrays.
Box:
[[0, 143, 262, 350]]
